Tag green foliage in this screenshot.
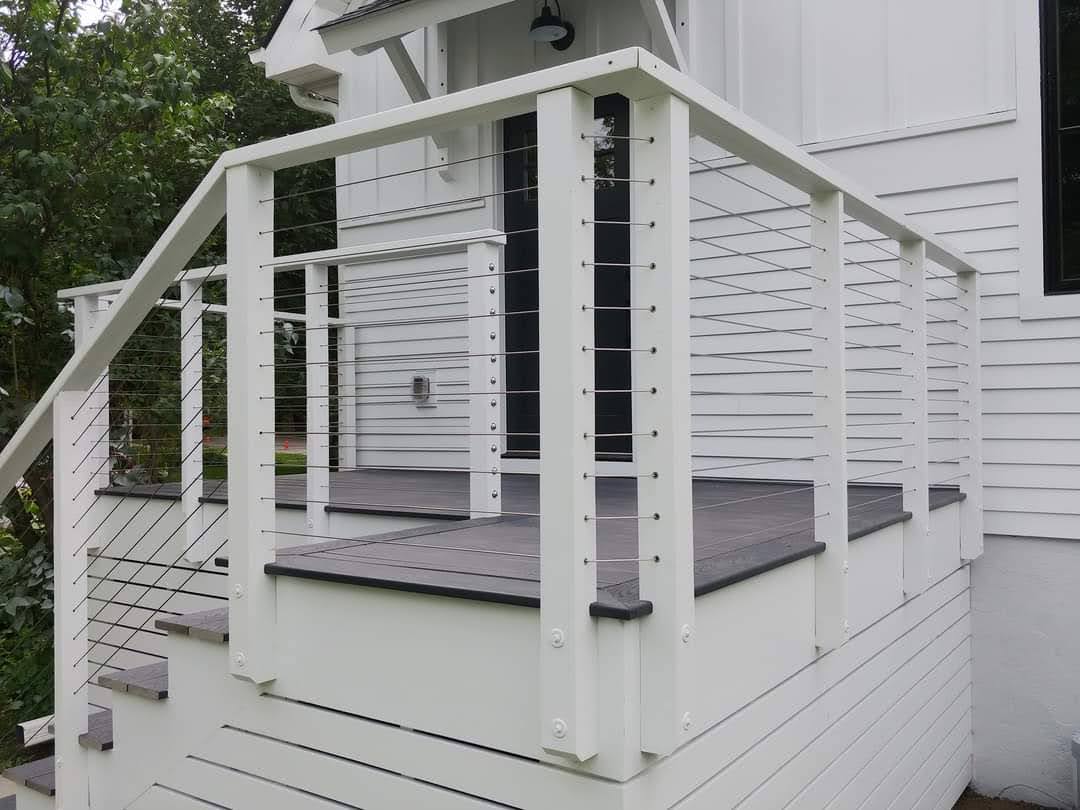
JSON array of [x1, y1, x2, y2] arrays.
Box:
[[0, 0, 336, 761], [0, 486, 53, 768], [273, 451, 305, 477]]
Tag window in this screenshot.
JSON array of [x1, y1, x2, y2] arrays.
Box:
[[1042, 0, 1080, 293], [501, 95, 632, 460]]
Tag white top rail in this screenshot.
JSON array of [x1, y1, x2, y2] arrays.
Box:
[[0, 46, 983, 498], [54, 230, 506, 301]]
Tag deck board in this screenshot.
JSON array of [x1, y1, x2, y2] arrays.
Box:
[[100, 472, 964, 618]]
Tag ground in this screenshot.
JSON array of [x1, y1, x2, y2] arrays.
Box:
[[954, 789, 1055, 809]]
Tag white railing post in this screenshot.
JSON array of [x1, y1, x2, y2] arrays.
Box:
[[337, 325, 357, 471], [467, 242, 502, 519], [810, 190, 849, 652], [899, 240, 930, 596], [306, 264, 331, 540], [53, 389, 93, 810], [180, 279, 207, 561], [537, 85, 598, 761], [72, 295, 109, 494], [226, 163, 277, 685], [632, 92, 695, 756], [956, 269, 984, 559]]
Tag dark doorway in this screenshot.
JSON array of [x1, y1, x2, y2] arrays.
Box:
[[502, 94, 633, 459]]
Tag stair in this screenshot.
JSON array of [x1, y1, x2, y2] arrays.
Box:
[[97, 661, 169, 701], [79, 709, 114, 752], [155, 607, 229, 643], [3, 609, 230, 808], [44, 709, 113, 752], [2, 755, 55, 798]]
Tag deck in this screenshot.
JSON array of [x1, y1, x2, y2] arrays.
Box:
[[101, 472, 964, 619]]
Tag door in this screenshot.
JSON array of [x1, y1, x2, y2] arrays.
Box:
[[502, 94, 632, 459]]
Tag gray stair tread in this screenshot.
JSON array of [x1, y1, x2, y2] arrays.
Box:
[[0, 794, 15, 809], [78, 709, 114, 751], [156, 607, 229, 643], [3, 755, 55, 796], [98, 661, 168, 700]]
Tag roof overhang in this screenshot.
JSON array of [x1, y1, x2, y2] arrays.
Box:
[[317, 0, 688, 72], [317, 0, 518, 55]]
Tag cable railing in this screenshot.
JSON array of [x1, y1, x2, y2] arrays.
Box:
[[0, 48, 985, 800]]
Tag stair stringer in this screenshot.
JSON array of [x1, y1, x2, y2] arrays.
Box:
[[87, 626, 625, 810], [86, 633, 241, 810]]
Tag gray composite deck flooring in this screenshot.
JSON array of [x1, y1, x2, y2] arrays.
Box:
[[98, 471, 964, 619]]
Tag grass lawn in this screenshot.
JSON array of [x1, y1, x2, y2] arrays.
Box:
[[162, 449, 307, 481]]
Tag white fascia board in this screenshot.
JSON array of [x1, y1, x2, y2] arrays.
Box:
[[319, 0, 518, 55], [259, 0, 350, 86]]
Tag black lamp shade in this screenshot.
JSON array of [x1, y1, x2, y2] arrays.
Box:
[[530, 4, 569, 43]]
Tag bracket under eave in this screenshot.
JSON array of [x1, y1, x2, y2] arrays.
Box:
[[637, 0, 688, 73], [363, 33, 453, 180]]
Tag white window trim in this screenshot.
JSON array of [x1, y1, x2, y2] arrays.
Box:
[[1017, 0, 1080, 319]]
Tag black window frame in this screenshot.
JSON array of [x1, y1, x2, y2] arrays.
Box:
[[1042, 0, 1080, 294]]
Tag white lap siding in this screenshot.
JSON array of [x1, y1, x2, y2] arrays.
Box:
[[339, 251, 472, 474]]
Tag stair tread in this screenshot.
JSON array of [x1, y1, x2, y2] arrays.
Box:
[[98, 660, 168, 700], [155, 607, 229, 643], [78, 709, 114, 751], [3, 755, 55, 797], [0, 794, 14, 809]]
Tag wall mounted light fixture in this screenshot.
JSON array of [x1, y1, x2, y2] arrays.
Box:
[[529, 1, 575, 51]]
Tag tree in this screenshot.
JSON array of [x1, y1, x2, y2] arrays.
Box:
[[0, 0, 333, 764]]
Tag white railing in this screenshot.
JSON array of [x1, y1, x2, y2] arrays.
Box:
[[0, 47, 985, 804]]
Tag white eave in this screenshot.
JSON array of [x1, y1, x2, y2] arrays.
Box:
[[316, 0, 687, 72]]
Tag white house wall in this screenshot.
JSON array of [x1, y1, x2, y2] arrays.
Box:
[[713, 0, 1015, 145], [326, 0, 1077, 542], [339, 249, 473, 471]]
